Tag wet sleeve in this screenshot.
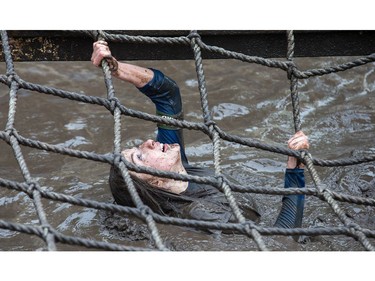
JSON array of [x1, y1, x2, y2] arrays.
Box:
[[137, 68, 188, 164], [284, 168, 305, 188], [273, 168, 306, 229]]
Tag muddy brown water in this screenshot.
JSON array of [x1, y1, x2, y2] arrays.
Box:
[[0, 57, 374, 251]]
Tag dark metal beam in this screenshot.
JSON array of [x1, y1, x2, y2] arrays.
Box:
[[1, 30, 375, 62]]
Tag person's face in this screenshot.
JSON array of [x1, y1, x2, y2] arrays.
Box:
[[122, 139, 184, 177]]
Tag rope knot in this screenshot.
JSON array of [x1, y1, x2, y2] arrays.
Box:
[[244, 220, 258, 230], [205, 120, 217, 134], [205, 120, 219, 140], [140, 206, 153, 217], [108, 97, 120, 114], [26, 182, 39, 197], [319, 183, 331, 194], [113, 152, 122, 166], [40, 223, 52, 238], [5, 127, 16, 137], [96, 30, 107, 41], [187, 31, 201, 41], [216, 175, 225, 186], [6, 71, 16, 84], [287, 62, 297, 80]]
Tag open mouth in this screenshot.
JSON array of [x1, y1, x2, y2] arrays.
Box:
[[161, 143, 168, 152], [159, 142, 179, 153]]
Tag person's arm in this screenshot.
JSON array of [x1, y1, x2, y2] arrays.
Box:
[[91, 40, 154, 87], [274, 131, 309, 230], [91, 41, 188, 163], [137, 68, 187, 163]]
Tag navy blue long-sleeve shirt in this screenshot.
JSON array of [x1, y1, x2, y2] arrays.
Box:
[[138, 69, 187, 163]]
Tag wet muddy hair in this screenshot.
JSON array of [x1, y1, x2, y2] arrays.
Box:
[[109, 165, 194, 216], [108, 164, 261, 223]]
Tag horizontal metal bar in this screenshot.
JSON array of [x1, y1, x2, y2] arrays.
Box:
[[1, 30, 375, 61]]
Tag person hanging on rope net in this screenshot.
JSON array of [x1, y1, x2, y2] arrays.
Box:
[[91, 40, 309, 232]]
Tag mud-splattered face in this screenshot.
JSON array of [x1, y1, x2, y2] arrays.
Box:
[[123, 139, 182, 170], [121, 140, 187, 192]]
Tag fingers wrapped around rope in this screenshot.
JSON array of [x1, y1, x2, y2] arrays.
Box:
[[287, 131, 310, 169], [103, 55, 118, 72], [91, 40, 118, 73], [288, 131, 310, 150]]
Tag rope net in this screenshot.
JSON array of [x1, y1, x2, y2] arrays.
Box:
[[0, 30, 375, 251]]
